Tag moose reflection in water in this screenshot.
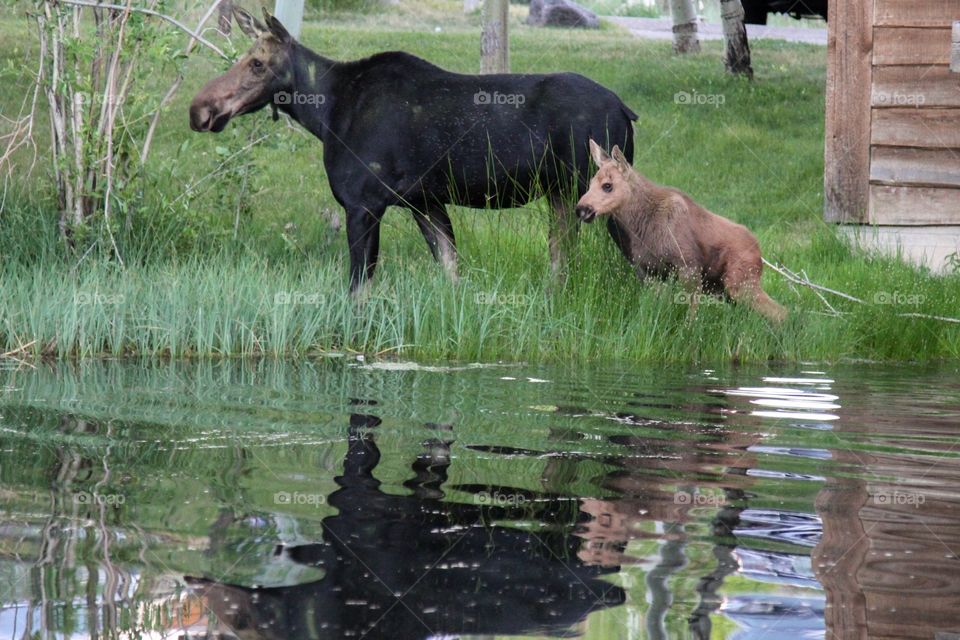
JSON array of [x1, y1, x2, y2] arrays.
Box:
[[189, 410, 625, 639], [190, 388, 814, 640]]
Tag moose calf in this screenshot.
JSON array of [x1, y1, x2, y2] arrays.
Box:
[[576, 139, 786, 323]]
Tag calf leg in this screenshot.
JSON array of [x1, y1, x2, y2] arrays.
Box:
[[722, 260, 787, 323], [548, 193, 580, 281], [677, 269, 703, 322], [346, 207, 384, 293], [412, 205, 459, 283]]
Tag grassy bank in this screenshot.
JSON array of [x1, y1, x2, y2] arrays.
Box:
[[1, 4, 958, 363]]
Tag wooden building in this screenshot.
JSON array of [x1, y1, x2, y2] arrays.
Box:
[[824, 0, 960, 272]]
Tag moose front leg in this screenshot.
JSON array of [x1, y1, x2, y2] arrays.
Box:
[[346, 207, 384, 293], [677, 269, 703, 323], [548, 193, 580, 283]]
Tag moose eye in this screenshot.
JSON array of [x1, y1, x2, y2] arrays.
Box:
[[601, 183, 613, 193], [251, 59, 264, 70]]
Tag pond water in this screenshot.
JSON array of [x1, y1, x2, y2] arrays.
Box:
[[0, 359, 958, 639]]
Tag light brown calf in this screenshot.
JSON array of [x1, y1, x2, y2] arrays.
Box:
[[576, 139, 786, 323]]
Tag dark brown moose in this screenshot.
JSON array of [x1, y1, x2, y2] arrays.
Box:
[[190, 8, 637, 291]]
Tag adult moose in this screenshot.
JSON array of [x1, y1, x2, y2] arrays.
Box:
[[189, 8, 637, 291]]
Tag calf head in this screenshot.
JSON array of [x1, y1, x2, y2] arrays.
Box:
[[189, 8, 293, 133], [576, 139, 633, 223]]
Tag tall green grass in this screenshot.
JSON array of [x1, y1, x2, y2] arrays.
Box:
[[1, 6, 958, 363]]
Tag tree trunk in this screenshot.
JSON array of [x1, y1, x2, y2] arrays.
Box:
[[480, 0, 509, 74], [720, 0, 753, 77], [217, 0, 232, 35], [670, 0, 700, 54]]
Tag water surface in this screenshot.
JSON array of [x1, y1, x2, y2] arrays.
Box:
[[1, 359, 958, 639]]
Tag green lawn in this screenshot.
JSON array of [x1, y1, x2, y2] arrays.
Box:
[[1, 3, 958, 362]]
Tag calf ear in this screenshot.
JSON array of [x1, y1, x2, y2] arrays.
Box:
[[262, 9, 292, 43], [588, 139, 611, 166], [234, 7, 266, 38], [611, 145, 630, 171]]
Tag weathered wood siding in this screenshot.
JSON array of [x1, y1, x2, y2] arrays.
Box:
[[826, 0, 960, 225]]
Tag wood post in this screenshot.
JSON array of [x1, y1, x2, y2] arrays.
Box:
[[823, 0, 874, 223], [480, 0, 509, 74], [273, 0, 304, 40], [952, 21, 960, 72]]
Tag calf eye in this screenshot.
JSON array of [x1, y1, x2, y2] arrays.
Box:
[[251, 59, 264, 70], [601, 183, 613, 193]]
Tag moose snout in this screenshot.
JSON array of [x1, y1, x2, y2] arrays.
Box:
[[576, 204, 597, 223], [189, 100, 232, 133], [189, 101, 213, 132]]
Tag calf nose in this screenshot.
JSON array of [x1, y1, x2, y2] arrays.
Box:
[[576, 205, 597, 223]]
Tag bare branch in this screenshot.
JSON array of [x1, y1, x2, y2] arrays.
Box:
[[896, 312, 960, 325], [763, 258, 960, 325], [762, 258, 865, 304], [55, 0, 230, 59]]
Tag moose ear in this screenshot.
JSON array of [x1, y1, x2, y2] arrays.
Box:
[[234, 6, 266, 38], [262, 10, 292, 43], [589, 139, 611, 167], [611, 145, 630, 171]]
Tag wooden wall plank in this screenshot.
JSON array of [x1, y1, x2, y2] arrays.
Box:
[[870, 184, 960, 224], [872, 65, 960, 107], [871, 146, 960, 188], [872, 107, 960, 147], [824, 0, 874, 223], [874, 27, 952, 65], [875, 0, 960, 28]]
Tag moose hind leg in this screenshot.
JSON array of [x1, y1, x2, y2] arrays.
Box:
[[722, 262, 787, 323], [412, 205, 459, 283]]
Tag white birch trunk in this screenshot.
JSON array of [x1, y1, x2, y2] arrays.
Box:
[[670, 0, 700, 54], [720, 0, 753, 77]]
